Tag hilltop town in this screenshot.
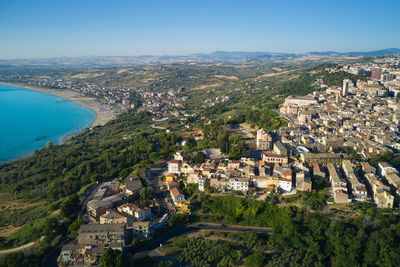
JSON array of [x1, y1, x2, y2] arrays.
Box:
[[2, 55, 400, 266]]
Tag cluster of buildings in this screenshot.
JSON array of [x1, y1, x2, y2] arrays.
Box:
[[59, 177, 156, 266], [167, 135, 313, 200], [1, 75, 130, 108], [327, 159, 400, 208], [280, 78, 400, 156], [138, 89, 190, 116], [277, 70, 400, 207], [340, 57, 400, 96]]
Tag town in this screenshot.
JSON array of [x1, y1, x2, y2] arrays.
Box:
[[58, 56, 400, 264]]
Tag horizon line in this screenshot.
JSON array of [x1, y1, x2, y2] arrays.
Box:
[[0, 47, 399, 61]]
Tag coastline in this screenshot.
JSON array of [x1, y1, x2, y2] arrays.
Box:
[[0, 82, 118, 127]]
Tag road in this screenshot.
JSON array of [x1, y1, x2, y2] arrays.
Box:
[[133, 222, 272, 260], [146, 162, 174, 214], [78, 183, 101, 221]]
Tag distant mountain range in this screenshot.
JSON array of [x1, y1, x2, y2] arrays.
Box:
[[0, 48, 399, 69]]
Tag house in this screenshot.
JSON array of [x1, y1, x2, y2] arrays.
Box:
[[210, 177, 229, 191], [375, 189, 394, 208], [87, 199, 113, 217], [124, 177, 142, 196], [256, 128, 272, 150], [198, 176, 207, 192], [176, 202, 191, 215], [334, 189, 349, 204], [93, 186, 110, 200], [228, 178, 249, 192], [273, 142, 288, 156], [170, 187, 185, 204], [312, 163, 325, 180], [99, 210, 129, 224], [167, 180, 180, 190], [127, 221, 153, 239], [187, 172, 200, 184], [278, 177, 292, 192], [77, 223, 127, 250], [301, 153, 342, 165], [386, 172, 400, 189], [327, 163, 349, 203], [60, 244, 78, 265], [262, 152, 288, 164], [117, 203, 151, 221], [296, 171, 312, 192], [165, 173, 178, 183], [361, 162, 376, 174], [174, 150, 184, 161], [377, 162, 398, 177], [168, 160, 181, 174], [273, 165, 293, 180], [253, 176, 279, 190], [228, 160, 240, 169], [102, 181, 120, 194]]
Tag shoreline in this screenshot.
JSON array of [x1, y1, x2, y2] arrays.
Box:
[[0, 82, 118, 127]]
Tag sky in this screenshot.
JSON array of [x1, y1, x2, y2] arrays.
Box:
[[0, 0, 399, 59]]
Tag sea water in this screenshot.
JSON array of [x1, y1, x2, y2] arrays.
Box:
[[0, 84, 96, 163]]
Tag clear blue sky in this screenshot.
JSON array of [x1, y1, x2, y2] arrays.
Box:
[[0, 0, 399, 59]]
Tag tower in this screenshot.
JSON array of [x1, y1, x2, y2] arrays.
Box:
[[342, 79, 350, 97]]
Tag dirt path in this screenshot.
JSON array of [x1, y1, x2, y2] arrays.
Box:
[[0, 240, 37, 258]]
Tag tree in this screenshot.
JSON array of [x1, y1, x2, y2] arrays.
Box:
[[139, 187, 154, 200], [60, 194, 79, 217], [158, 261, 174, 267], [68, 220, 84, 239], [244, 251, 267, 267], [99, 248, 121, 267], [192, 152, 206, 164]]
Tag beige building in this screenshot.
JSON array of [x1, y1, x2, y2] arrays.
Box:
[[77, 224, 127, 250], [296, 171, 312, 192], [256, 128, 272, 150], [99, 210, 128, 224], [262, 152, 288, 164], [127, 221, 153, 239], [301, 153, 341, 165]]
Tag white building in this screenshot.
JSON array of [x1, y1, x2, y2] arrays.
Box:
[[170, 187, 185, 204], [198, 176, 207, 192], [174, 151, 184, 161], [278, 177, 292, 192], [378, 162, 398, 177], [168, 160, 181, 174], [228, 178, 249, 192]]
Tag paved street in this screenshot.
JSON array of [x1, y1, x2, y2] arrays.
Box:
[[133, 222, 272, 260]]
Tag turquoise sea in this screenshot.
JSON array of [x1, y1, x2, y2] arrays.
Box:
[[0, 84, 96, 163]]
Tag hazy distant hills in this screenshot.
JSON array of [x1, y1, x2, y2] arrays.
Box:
[[0, 48, 399, 69], [308, 48, 400, 57]]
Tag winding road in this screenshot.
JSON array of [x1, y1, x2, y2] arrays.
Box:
[[133, 222, 272, 260]]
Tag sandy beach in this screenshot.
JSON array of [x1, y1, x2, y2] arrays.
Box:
[[1, 82, 118, 127]]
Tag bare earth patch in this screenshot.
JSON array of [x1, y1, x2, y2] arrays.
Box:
[[116, 68, 128, 74], [191, 82, 224, 90], [0, 193, 43, 210], [69, 72, 105, 79], [214, 75, 239, 80], [0, 226, 22, 238], [257, 70, 294, 79]]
